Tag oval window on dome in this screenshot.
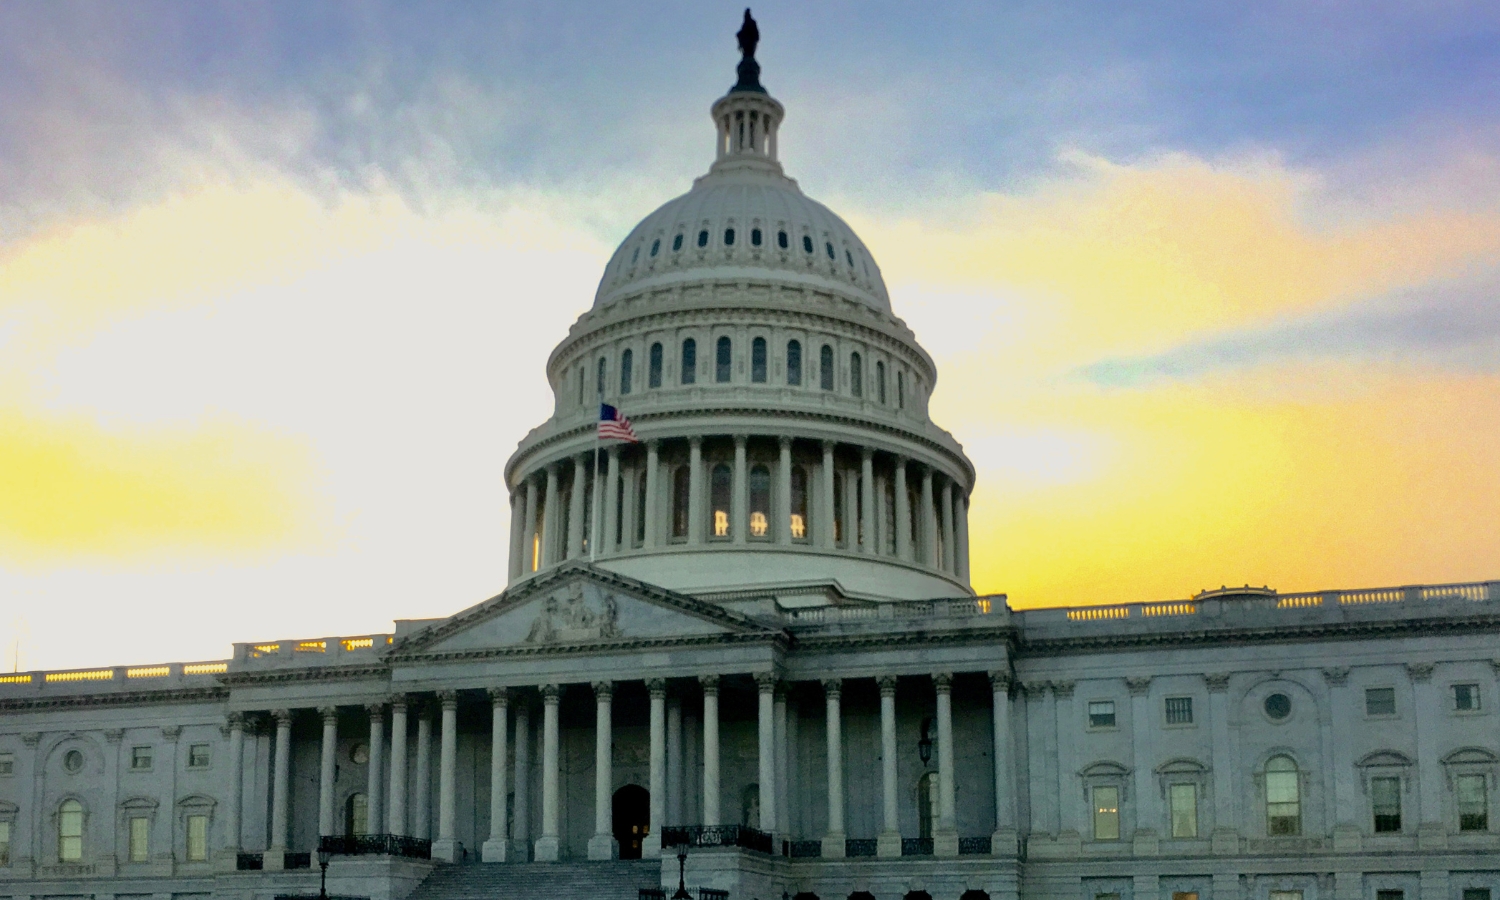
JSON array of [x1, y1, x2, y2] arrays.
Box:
[[673, 234, 683, 252], [846, 249, 854, 267], [631, 246, 639, 264], [778, 230, 788, 249], [697, 230, 709, 248], [802, 235, 814, 254], [724, 228, 735, 246], [826, 242, 836, 260], [650, 239, 660, 257], [751, 228, 762, 246]]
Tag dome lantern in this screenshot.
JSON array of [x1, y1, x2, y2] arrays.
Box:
[[711, 10, 783, 171]]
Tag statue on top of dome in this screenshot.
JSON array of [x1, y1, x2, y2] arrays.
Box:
[[732, 9, 766, 94], [736, 9, 759, 60]]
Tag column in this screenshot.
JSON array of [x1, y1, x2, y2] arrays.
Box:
[[643, 440, 660, 549], [666, 698, 684, 825], [1205, 674, 1236, 851], [588, 682, 618, 859], [940, 478, 956, 573], [877, 677, 901, 857], [688, 437, 705, 544], [482, 688, 510, 861], [777, 437, 793, 544], [414, 704, 433, 840], [786, 694, 800, 836], [1053, 682, 1079, 838], [318, 708, 337, 838], [603, 448, 621, 556], [513, 701, 531, 856], [366, 704, 385, 835], [860, 450, 875, 554], [535, 684, 562, 861], [1126, 677, 1155, 848], [822, 680, 845, 857], [432, 691, 460, 861], [567, 455, 587, 558], [755, 674, 778, 835], [841, 469, 858, 551], [956, 489, 971, 582], [820, 442, 837, 549], [894, 458, 911, 561], [920, 467, 937, 567], [508, 490, 525, 580], [542, 465, 561, 566], [989, 673, 1016, 852], [700, 676, 721, 825], [223, 714, 246, 856], [1409, 663, 1444, 843], [523, 477, 540, 573], [645, 680, 667, 857], [774, 687, 790, 835], [934, 673, 959, 856], [591, 450, 605, 555], [388, 696, 408, 836], [732, 435, 748, 544], [268, 709, 292, 862]]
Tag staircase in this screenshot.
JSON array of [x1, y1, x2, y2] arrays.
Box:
[[406, 860, 662, 900]]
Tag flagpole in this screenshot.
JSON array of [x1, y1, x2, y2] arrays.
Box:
[[591, 385, 602, 564]]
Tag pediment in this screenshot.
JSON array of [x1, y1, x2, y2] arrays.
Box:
[[391, 562, 780, 658]]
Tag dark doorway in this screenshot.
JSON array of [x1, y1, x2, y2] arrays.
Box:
[[613, 784, 650, 859]]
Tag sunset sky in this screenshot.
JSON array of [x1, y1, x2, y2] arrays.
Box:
[[2, 2, 1498, 671]]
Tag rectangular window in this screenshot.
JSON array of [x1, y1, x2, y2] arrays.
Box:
[[131, 746, 153, 770], [1269, 892, 1303, 900], [1457, 773, 1488, 831], [0, 820, 10, 867], [1454, 683, 1480, 711], [1096, 894, 1121, 900], [1088, 701, 1116, 728], [1165, 697, 1194, 725], [1376, 891, 1404, 900], [1172, 894, 1199, 900], [186, 814, 208, 861], [188, 744, 211, 768], [129, 815, 150, 862], [1462, 890, 1492, 900], [1365, 687, 1396, 716], [0, 751, 12, 776], [1092, 785, 1120, 840], [1169, 783, 1198, 838], [1371, 776, 1402, 832]]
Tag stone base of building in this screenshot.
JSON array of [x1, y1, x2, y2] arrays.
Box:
[[429, 839, 461, 863], [587, 833, 620, 860], [533, 834, 560, 861], [876, 830, 902, 858], [821, 832, 846, 858], [481, 838, 511, 862]]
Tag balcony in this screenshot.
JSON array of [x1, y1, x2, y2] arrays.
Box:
[[318, 834, 433, 860], [658, 825, 774, 855]]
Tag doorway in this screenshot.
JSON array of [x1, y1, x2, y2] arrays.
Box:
[[613, 784, 650, 859]]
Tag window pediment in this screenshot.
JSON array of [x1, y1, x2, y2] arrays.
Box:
[[1155, 757, 1209, 776], [118, 796, 158, 812], [1442, 747, 1498, 767], [176, 794, 216, 812], [1356, 750, 1414, 769]]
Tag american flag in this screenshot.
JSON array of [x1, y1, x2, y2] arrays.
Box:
[[598, 404, 639, 443]]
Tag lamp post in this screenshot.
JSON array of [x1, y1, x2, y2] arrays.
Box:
[[671, 847, 692, 900], [917, 717, 933, 766], [317, 846, 333, 900]]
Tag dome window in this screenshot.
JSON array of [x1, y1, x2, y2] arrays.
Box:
[[619, 349, 633, 395], [710, 464, 732, 539], [786, 340, 802, 386], [850, 352, 863, 398], [697, 230, 709, 248], [876, 361, 887, 404], [820, 344, 834, 391], [671, 466, 691, 539], [777, 230, 788, 249], [825, 242, 836, 260], [751, 228, 762, 246], [751, 337, 767, 383], [648, 342, 663, 389], [632, 246, 639, 264], [681, 339, 697, 385], [724, 228, 735, 246], [716, 336, 732, 382], [650, 239, 660, 257], [802, 235, 814, 254], [846, 250, 854, 267], [789, 467, 809, 540], [749, 466, 771, 538], [673, 234, 683, 252]]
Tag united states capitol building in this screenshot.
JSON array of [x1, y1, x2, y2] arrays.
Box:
[[3, 19, 1499, 900]]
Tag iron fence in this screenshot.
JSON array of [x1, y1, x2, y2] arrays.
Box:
[[659, 825, 774, 855], [958, 836, 992, 855], [318, 834, 433, 859], [901, 838, 934, 856], [845, 839, 877, 857]]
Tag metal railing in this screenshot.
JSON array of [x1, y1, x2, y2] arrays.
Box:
[[285, 852, 311, 870], [901, 837, 933, 856], [318, 834, 432, 859], [236, 852, 264, 870], [788, 839, 822, 858], [845, 838, 877, 857], [958, 836, 991, 855], [659, 824, 774, 855]]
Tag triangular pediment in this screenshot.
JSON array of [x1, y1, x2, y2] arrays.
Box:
[[390, 562, 780, 658]]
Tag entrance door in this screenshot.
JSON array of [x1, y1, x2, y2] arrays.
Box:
[[612, 784, 650, 859]]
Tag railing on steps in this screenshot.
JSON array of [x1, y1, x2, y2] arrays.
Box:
[[319, 834, 434, 859], [659, 825, 774, 855]]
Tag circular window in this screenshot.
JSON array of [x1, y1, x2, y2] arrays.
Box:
[[351, 743, 369, 764], [1264, 693, 1292, 720], [63, 749, 84, 773]]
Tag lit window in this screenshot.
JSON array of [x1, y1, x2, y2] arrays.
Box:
[[671, 466, 690, 539], [1165, 697, 1193, 725], [1365, 687, 1396, 716], [777, 230, 788, 249], [1371, 776, 1401, 832], [673, 233, 683, 251], [58, 799, 83, 861], [790, 466, 809, 540], [876, 361, 886, 404], [346, 793, 369, 837], [819, 344, 834, 391], [1169, 783, 1197, 837], [0, 820, 10, 867], [131, 746, 152, 771], [1092, 785, 1119, 840], [751, 337, 767, 383], [620, 349, 633, 395], [188, 744, 211, 768], [1265, 755, 1301, 835], [1173, 894, 1199, 900], [697, 230, 709, 248], [649, 343, 663, 389], [1264, 693, 1292, 720], [751, 228, 762, 246], [710, 464, 731, 539], [681, 339, 697, 385], [129, 815, 149, 862], [1269, 893, 1303, 900], [650, 238, 660, 257], [802, 235, 813, 253], [786, 340, 802, 386], [749, 466, 771, 537], [0, 752, 13, 776], [1088, 701, 1116, 728], [724, 228, 735, 246], [1454, 683, 1480, 711], [186, 814, 208, 861], [716, 336, 732, 383], [1457, 773, 1488, 831], [850, 353, 863, 398]]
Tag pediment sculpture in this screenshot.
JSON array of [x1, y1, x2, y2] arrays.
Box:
[[524, 582, 621, 645]]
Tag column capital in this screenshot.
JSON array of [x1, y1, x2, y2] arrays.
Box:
[[821, 678, 842, 698], [1204, 673, 1231, 693], [754, 672, 778, 693], [646, 678, 668, 699], [733, 434, 748, 447], [698, 674, 720, 695], [273, 709, 294, 727], [1051, 680, 1076, 698], [319, 706, 338, 723], [647, 438, 661, 451], [227, 711, 247, 729], [860, 446, 873, 461], [822, 439, 836, 453], [488, 686, 510, 706], [893, 453, 908, 466], [877, 675, 898, 696], [1405, 662, 1435, 683], [366, 703, 387, 722], [1125, 676, 1152, 697], [932, 672, 953, 693], [389, 694, 409, 711], [778, 435, 793, 449], [592, 681, 614, 701], [988, 671, 1012, 693], [437, 690, 459, 709], [1019, 680, 1049, 696], [540, 683, 562, 703], [690, 435, 703, 449], [606, 445, 620, 460]]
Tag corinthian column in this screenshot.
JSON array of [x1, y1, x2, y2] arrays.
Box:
[[432, 691, 460, 862], [688, 437, 705, 545], [643, 440, 661, 549], [543, 465, 561, 566], [508, 490, 525, 580], [268, 709, 292, 866], [603, 448, 621, 556], [413, 705, 432, 840], [940, 478, 956, 573], [933, 673, 959, 857], [512, 701, 531, 858], [588, 682, 618, 859], [366, 704, 385, 837], [820, 441, 836, 549], [894, 459, 911, 561], [876, 678, 901, 857], [700, 676, 721, 825], [821, 680, 845, 857], [777, 437, 793, 545], [755, 674, 778, 835], [920, 467, 937, 567], [535, 684, 562, 861], [388, 697, 408, 836], [483, 688, 510, 861], [860, 449, 875, 553], [644, 680, 667, 858], [732, 435, 748, 544], [225, 713, 246, 855], [990, 672, 1016, 853], [568, 455, 587, 558], [318, 708, 337, 838], [523, 478, 540, 573]]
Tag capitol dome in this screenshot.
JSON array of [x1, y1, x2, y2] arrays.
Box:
[[503, 42, 974, 606]]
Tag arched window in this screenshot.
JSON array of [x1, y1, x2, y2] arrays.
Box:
[[671, 466, 691, 539], [802, 235, 814, 254], [724, 228, 736, 246], [960, 893, 991, 900], [681, 339, 697, 385], [58, 799, 83, 861], [710, 464, 731, 538], [789, 466, 809, 540], [917, 772, 937, 839], [596, 357, 607, 400], [1265, 756, 1301, 835], [876, 361, 887, 404], [820, 344, 834, 391], [786, 340, 802, 386], [904, 893, 933, 900], [649, 342, 663, 389], [697, 229, 709, 248], [777, 231, 789, 249], [577, 367, 585, 406], [826, 242, 836, 260], [716, 336, 732, 383], [751, 228, 762, 246], [751, 337, 767, 383], [619, 349, 633, 395], [673, 233, 683, 252], [749, 466, 771, 537], [635, 474, 647, 544], [650, 238, 660, 257], [897, 370, 906, 408], [850, 352, 863, 398], [345, 793, 368, 837]]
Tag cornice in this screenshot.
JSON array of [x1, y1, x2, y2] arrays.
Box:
[[793, 624, 1015, 653], [390, 629, 786, 668], [0, 687, 227, 712], [218, 664, 391, 687]]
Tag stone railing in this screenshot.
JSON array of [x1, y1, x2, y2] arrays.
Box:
[[231, 634, 393, 669], [0, 659, 229, 697], [781, 596, 1003, 625]]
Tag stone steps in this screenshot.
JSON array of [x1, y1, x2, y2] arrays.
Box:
[[407, 860, 662, 900]]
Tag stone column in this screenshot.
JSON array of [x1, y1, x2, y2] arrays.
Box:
[[756, 674, 778, 835], [989, 673, 1016, 853], [268, 710, 292, 861], [225, 713, 246, 854], [877, 677, 901, 857], [366, 704, 385, 835], [777, 437, 793, 544], [523, 477, 540, 573], [603, 448, 621, 556], [934, 674, 959, 856], [820, 442, 837, 549], [1205, 673, 1236, 852], [860, 449, 876, 554], [414, 704, 433, 840], [774, 687, 790, 836], [920, 467, 937, 567], [1409, 663, 1445, 846], [388, 697, 408, 836], [513, 701, 531, 856], [894, 458, 912, 561], [701, 676, 721, 825], [822, 680, 845, 857], [483, 688, 510, 861], [508, 490, 525, 580], [666, 698, 684, 825], [955, 489, 971, 582], [732, 435, 748, 544], [591, 451, 605, 555], [568, 455, 587, 558], [645, 680, 667, 857], [1053, 681, 1079, 839], [643, 440, 660, 549], [940, 478, 956, 573], [1126, 677, 1155, 851], [589, 682, 618, 859], [688, 437, 705, 544], [841, 469, 858, 551], [543, 465, 561, 566], [535, 684, 562, 861], [318, 708, 338, 838], [432, 691, 460, 861]]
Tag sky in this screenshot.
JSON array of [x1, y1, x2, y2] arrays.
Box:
[[2, 1, 1498, 671]]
